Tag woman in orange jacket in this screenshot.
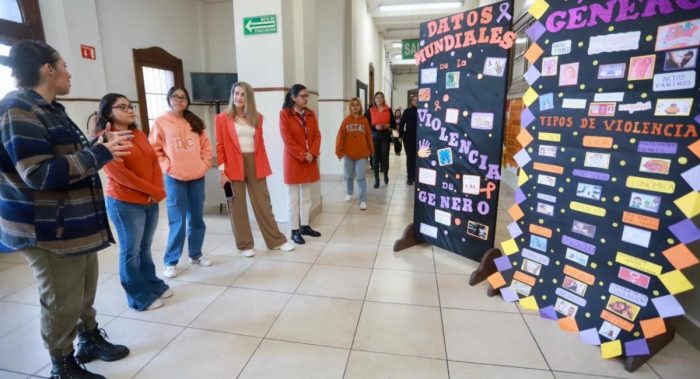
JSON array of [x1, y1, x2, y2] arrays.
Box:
[[99, 93, 172, 311], [279, 84, 322, 245], [216, 82, 294, 257], [335, 97, 373, 210]]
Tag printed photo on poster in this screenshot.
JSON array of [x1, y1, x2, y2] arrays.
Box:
[[629, 192, 661, 213], [554, 297, 579, 317], [462, 175, 480, 195], [618, 267, 651, 289], [418, 168, 437, 186], [664, 48, 698, 70], [559, 62, 579, 86], [483, 57, 507, 76], [438, 147, 453, 166], [584, 152, 611, 170], [588, 102, 616, 117], [640, 157, 671, 175], [572, 220, 596, 238], [538, 145, 558, 157], [418, 88, 431, 101], [521, 259, 542, 276], [576, 182, 603, 201], [511, 280, 532, 296], [599, 321, 622, 341], [562, 276, 588, 296], [628, 54, 656, 80], [536, 202, 555, 216], [541, 56, 558, 76], [566, 248, 589, 266], [654, 98, 693, 116], [655, 18, 700, 51], [537, 174, 557, 187], [606, 295, 641, 321], [621, 225, 652, 248], [539, 93, 554, 111], [421, 68, 438, 84], [467, 220, 489, 240], [471, 112, 494, 130], [446, 71, 460, 89], [598, 63, 626, 79], [530, 235, 548, 252]]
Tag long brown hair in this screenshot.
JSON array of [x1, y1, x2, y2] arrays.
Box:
[[226, 81, 259, 127], [167, 86, 205, 135]]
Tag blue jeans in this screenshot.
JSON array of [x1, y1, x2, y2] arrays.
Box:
[[106, 197, 169, 311], [343, 157, 367, 202], [163, 175, 206, 266]]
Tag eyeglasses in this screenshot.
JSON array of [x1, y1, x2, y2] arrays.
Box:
[[171, 95, 188, 102], [297, 94, 309, 99], [112, 104, 135, 112]]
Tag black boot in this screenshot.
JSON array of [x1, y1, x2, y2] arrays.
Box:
[[291, 229, 306, 244], [300, 225, 321, 237], [51, 353, 105, 379], [374, 172, 380, 188], [384, 172, 389, 185], [75, 327, 129, 363]]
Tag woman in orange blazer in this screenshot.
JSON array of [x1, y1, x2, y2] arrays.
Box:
[[279, 84, 322, 245], [216, 81, 294, 257]]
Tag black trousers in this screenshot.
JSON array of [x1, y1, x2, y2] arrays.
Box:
[[372, 131, 391, 179], [405, 138, 416, 181]]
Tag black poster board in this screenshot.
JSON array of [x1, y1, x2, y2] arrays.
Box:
[[492, 0, 700, 360], [413, 0, 515, 260]]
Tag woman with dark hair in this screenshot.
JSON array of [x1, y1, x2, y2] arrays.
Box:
[[392, 108, 402, 156], [0, 40, 130, 378], [399, 94, 418, 185], [280, 84, 322, 245], [149, 86, 212, 278], [216, 82, 294, 256], [365, 91, 395, 188], [97, 93, 171, 311]]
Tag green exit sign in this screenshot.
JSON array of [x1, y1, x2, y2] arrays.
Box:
[[402, 38, 419, 60], [243, 15, 277, 35]]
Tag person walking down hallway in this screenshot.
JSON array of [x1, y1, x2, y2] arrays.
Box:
[[0, 40, 130, 379], [216, 82, 294, 257], [365, 92, 394, 188], [149, 87, 213, 278], [280, 84, 322, 245], [98, 93, 172, 311], [336, 97, 374, 211], [399, 94, 418, 185]]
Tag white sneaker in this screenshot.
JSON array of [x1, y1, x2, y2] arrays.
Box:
[[273, 242, 295, 252], [146, 299, 164, 311], [241, 249, 255, 257], [360, 202, 367, 210], [344, 194, 352, 202], [190, 256, 212, 267], [160, 289, 174, 299], [163, 265, 177, 278]]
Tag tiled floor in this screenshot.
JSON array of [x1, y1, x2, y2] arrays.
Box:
[[0, 155, 698, 378]]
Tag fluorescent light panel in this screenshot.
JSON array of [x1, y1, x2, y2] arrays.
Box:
[[379, 2, 462, 12]]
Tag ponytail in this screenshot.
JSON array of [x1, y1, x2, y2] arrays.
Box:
[[167, 86, 205, 135], [282, 83, 307, 111]]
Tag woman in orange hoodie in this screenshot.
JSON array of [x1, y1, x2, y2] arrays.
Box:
[[99, 93, 171, 311], [279, 84, 322, 245], [149, 87, 212, 278], [335, 97, 373, 210]]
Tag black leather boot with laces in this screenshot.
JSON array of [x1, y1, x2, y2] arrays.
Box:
[[75, 327, 129, 363]]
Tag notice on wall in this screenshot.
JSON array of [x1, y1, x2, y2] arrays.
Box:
[[496, 0, 700, 360], [413, 0, 514, 260]]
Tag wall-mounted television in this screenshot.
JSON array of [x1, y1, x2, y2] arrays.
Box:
[[190, 72, 238, 102]]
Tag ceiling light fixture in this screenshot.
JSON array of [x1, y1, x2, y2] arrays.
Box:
[[379, 2, 462, 12]]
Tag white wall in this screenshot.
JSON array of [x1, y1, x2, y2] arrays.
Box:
[[203, 1, 237, 73], [391, 73, 417, 111], [352, 0, 383, 100]]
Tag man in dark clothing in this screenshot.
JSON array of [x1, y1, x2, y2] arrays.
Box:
[[399, 94, 418, 185]]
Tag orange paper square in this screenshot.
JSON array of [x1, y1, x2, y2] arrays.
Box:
[[509, 204, 525, 221], [640, 318, 667, 339], [487, 272, 507, 289], [558, 317, 579, 332], [689, 139, 700, 158], [663, 244, 699, 270], [524, 43, 544, 64], [517, 128, 534, 148]]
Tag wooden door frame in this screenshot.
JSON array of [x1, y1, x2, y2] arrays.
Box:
[[368, 63, 375, 106], [132, 46, 184, 134]]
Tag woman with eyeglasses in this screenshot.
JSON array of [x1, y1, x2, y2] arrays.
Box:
[[97, 93, 171, 311], [280, 84, 322, 245], [216, 82, 294, 256], [149, 87, 212, 278], [365, 92, 395, 188]]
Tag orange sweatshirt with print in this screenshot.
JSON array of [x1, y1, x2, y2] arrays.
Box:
[[104, 130, 166, 205], [335, 114, 373, 160], [149, 111, 212, 181]]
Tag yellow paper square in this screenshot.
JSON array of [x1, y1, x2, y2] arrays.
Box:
[[518, 169, 529, 186], [674, 191, 700, 218], [523, 88, 539, 107], [659, 270, 694, 294], [601, 340, 622, 359], [519, 295, 539, 310], [528, 0, 550, 19], [501, 239, 519, 256]]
